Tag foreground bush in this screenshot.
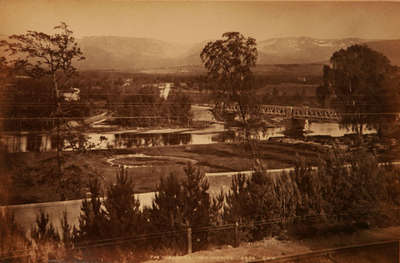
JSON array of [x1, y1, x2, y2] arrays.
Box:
[[0, 210, 31, 262]]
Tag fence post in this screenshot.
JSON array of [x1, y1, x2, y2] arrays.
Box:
[[187, 226, 192, 254], [234, 222, 239, 248], [397, 240, 400, 263]]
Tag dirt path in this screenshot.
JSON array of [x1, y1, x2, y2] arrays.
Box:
[[143, 226, 400, 263]]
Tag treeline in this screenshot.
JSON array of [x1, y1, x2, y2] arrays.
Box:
[[3, 150, 400, 262], [111, 87, 193, 128], [71, 70, 321, 106]]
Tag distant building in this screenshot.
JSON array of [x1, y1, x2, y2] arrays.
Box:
[[158, 82, 173, 99], [63, 88, 80, 101], [123, 78, 133, 87], [142, 82, 174, 99]]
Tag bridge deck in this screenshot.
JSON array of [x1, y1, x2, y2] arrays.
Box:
[[261, 105, 340, 121], [226, 105, 340, 121]]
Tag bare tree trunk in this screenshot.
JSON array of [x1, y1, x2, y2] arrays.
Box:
[[237, 100, 263, 171], [53, 74, 63, 178]]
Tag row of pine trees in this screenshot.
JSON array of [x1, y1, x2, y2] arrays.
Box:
[[2, 149, 400, 262]]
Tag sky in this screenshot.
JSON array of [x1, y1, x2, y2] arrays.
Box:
[[1, 0, 400, 43]]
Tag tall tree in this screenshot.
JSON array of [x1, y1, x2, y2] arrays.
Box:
[[1, 22, 85, 175], [322, 45, 399, 136], [200, 32, 262, 166]]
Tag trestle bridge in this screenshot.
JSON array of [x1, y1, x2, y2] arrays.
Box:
[[226, 104, 340, 122], [261, 105, 340, 121]]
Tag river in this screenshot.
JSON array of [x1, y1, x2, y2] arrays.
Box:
[[0, 121, 375, 153]]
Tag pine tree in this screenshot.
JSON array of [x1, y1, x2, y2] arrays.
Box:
[[31, 211, 61, 262], [103, 167, 142, 238], [76, 178, 107, 242], [150, 164, 213, 251]]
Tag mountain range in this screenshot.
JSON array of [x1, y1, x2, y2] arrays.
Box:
[[77, 36, 400, 71], [2, 35, 400, 71]]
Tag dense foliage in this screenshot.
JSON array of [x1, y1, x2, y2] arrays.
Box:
[[320, 45, 400, 136], [113, 87, 193, 128], [1, 77, 90, 132]]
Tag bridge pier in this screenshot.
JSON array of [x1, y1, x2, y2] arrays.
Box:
[[304, 119, 310, 131], [284, 118, 306, 138]]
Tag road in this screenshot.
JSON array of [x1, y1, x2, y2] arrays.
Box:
[[3, 161, 399, 235], [205, 161, 400, 177], [0, 192, 155, 235]]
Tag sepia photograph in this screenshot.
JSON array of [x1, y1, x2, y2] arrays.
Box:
[[1, 0, 400, 262]]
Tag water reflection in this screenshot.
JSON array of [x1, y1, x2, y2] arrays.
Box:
[[114, 133, 192, 148], [0, 122, 377, 153], [0, 132, 220, 152], [306, 122, 375, 137]]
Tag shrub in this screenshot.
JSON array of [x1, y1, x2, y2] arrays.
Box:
[[30, 211, 61, 263], [0, 210, 31, 263]]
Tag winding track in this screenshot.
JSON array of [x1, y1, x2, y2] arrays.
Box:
[[2, 162, 400, 234]]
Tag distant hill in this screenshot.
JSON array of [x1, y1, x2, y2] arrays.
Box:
[[2, 35, 400, 71], [257, 37, 365, 64], [77, 36, 192, 71], [76, 36, 400, 71]]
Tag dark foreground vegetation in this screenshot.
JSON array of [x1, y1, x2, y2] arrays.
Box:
[[2, 149, 400, 262]]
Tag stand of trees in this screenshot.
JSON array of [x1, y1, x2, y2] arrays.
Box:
[[318, 45, 400, 137], [113, 87, 193, 128]]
